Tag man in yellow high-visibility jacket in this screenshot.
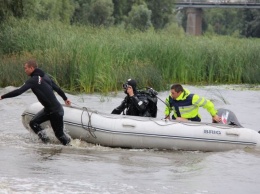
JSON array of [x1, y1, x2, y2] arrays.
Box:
[[165, 84, 221, 122]]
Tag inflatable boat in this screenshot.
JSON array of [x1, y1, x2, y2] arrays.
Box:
[[21, 102, 260, 152]]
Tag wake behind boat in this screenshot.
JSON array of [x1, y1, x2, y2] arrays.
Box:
[[22, 102, 260, 152]]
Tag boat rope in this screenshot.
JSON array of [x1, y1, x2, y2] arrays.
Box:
[[81, 107, 97, 139], [98, 113, 235, 129]]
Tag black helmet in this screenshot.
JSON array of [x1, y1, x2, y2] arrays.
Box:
[[122, 79, 137, 90]]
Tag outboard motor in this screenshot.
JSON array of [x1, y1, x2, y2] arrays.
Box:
[[217, 108, 243, 127]]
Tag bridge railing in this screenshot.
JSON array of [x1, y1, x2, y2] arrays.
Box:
[[175, 0, 260, 3]]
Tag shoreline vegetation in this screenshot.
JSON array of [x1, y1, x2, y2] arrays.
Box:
[[0, 19, 260, 94]]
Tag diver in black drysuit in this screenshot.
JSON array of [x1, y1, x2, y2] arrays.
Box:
[[1, 68, 70, 145], [111, 79, 158, 118]]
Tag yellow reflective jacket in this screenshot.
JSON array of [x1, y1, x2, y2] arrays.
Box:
[[164, 89, 217, 120]]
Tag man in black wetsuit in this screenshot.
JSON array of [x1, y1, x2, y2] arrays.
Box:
[[111, 79, 157, 117], [0, 60, 71, 145]]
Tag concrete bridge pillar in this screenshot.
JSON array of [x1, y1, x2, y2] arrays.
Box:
[[186, 8, 203, 36]]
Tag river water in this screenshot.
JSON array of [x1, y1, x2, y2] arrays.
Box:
[[0, 85, 260, 194]]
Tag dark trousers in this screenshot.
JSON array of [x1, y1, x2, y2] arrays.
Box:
[[29, 108, 68, 144]]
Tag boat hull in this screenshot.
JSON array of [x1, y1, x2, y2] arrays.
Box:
[[22, 102, 260, 151]]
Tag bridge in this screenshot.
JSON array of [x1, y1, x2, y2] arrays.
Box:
[[175, 0, 260, 35], [176, 0, 260, 8]]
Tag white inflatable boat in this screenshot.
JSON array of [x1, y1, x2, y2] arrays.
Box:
[[22, 102, 260, 152]]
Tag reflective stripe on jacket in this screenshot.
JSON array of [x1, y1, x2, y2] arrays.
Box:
[[164, 89, 217, 120]]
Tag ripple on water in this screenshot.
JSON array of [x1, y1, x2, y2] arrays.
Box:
[[1, 86, 260, 194]]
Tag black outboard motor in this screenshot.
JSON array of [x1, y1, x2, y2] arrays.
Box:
[[217, 108, 243, 127]]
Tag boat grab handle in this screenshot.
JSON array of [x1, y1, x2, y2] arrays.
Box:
[[122, 121, 136, 128], [226, 130, 240, 136]]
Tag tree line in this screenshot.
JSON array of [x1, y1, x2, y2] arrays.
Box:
[[0, 0, 260, 37]]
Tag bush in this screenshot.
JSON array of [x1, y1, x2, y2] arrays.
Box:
[[126, 4, 152, 31]]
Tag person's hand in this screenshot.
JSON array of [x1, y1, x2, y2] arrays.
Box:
[[65, 99, 71, 106], [176, 117, 188, 122], [126, 86, 134, 97], [212, 115, 221, 123]]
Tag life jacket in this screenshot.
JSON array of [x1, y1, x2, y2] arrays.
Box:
[[168, 92, 201, 122]]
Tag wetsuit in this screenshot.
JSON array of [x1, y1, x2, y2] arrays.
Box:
[[1, 68, 70, 145], [111, 92, 153, 117]]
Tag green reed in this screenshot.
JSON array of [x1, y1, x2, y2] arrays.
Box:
[[0, 19, 259, 94]]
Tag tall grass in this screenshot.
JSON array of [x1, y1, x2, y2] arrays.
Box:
[[0, 18, 259, 94]]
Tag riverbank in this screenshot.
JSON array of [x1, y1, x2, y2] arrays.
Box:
[[1, 19, 260, 94]]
